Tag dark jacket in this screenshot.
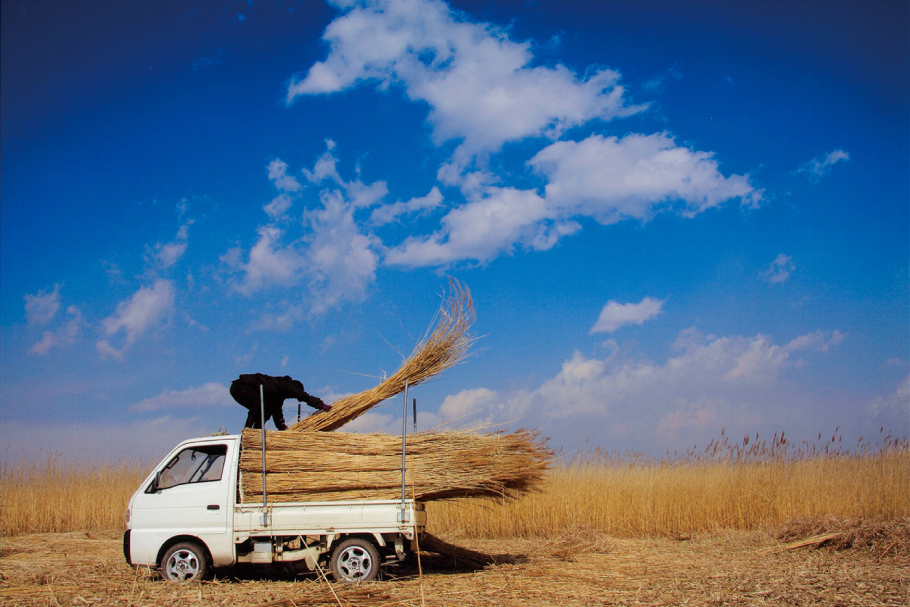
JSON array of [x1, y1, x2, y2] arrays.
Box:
[[230, 374, 325, 430]]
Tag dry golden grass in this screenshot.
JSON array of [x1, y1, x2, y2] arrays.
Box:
[[2, 432, 907, 541], [0, 455, 149, 536], [427, 432, 910, 539], [290, 279, 475, 432]]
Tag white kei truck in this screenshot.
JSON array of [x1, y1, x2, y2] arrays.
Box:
[[123, 433, 426, 583]]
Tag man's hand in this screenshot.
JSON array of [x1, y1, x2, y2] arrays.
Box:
[[307, 397, 332, 412]]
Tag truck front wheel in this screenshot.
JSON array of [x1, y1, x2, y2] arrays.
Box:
[[329, 538, 381, 582], [160, 542, 210, 581]]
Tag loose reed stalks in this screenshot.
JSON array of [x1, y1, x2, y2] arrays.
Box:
[[289, 279, 475, 432], [238, 428, 551, 503]]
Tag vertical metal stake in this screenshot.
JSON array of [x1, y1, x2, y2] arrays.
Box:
[[260, 384, 269, 527], [400, 380, 409, 523], [413, 397, 417, 433]]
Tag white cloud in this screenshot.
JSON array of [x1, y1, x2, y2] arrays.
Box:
[[281, 3, 761, 271], [222, 226, 303, 295], [386, 186, 579, 266], [370, 186, 444, 226], [434, 326, 844, 450], [781, 329, 844, 354], [252, 303, 306, 332], [146, 221, 192, 270], [590, 297, 665, 334], [29, 306, 84, 355], [264, 194, 293, 221], [268, 159, 302, 193], [550, 327, 841, 410], [339, 405, 452, 435], [288, 0, 644, 166], [96, 279, 175, 359], [438, 387, 500, 420], [347, 179, 390, 210], [339, 411, 398, 434], [302, 146, 390, 207], [796, 148, 850, 181], [530, 133, 760, 224], [153, 240, 188, 269], [870, 375, 910, 416], [24, 284, 61, 325], [304, 188, 381, 313], [294, 149, 385, 312], [386, 133, 757, 268], [128, 382, 233, 412], [762, 253, 795, 284], [303, 144, 342, 184], [224, 150, 384, 317]]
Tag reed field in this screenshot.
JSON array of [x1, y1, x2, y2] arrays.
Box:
[[0, 455, 149, 536], [2, 431, 907, 538], [428, 431, 910, 539]]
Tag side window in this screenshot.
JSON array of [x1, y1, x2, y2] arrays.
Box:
[[150, 444, 227, 492]]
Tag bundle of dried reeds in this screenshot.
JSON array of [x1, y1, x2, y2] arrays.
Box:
[[238, 428, 551, 503], [289, 279, 474, 433]]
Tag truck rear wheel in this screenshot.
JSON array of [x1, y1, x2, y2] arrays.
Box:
[[160, 542, 209, 581], [329, 538, 381, 582]]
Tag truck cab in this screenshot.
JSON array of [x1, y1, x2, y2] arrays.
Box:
[[124, 435, 426, 582]]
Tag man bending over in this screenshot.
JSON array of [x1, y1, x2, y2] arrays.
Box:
[[230, 373, 330, 430]]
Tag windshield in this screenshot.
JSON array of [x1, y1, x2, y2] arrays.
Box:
[[151, 444, 227, 492]]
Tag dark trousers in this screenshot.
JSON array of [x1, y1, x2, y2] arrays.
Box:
[[230, 381, 288, 430]]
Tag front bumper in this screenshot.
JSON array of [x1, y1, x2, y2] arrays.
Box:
[[122, 530, 132, 566]]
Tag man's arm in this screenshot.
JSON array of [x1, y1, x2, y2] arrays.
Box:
[[301, 392, 331, 412]]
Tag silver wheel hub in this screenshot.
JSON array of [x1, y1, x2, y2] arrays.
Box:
[[166, 550, 200, 580], [338, 546, 373, 580]]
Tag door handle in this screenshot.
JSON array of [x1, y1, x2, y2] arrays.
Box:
[[207, 504, 220, 510]]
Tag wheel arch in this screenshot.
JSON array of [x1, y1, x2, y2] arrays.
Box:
[[326, 532, 385, 553]]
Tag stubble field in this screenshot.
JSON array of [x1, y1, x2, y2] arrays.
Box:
[[1, 524, 908, 606]]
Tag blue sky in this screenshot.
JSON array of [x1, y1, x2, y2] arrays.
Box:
[[2, 0, 907, 462]]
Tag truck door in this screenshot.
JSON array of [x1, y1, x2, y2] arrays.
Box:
[[130, 442, 234, 565]]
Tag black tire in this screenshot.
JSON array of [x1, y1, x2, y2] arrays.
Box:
[[160, 542, 210, 581], [329, 538, 381, 582]]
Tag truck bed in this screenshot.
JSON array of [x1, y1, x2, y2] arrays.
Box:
[[232, 499, 426, 540]]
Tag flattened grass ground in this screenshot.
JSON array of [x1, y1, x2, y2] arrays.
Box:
[[1, 526, 907, 606]]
